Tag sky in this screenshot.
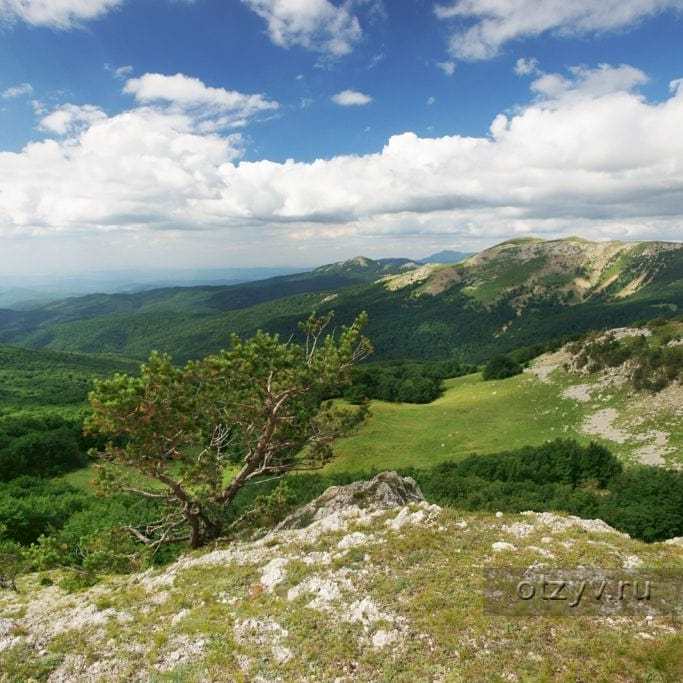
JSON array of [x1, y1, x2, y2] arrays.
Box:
[[1, 0, 683, 275]]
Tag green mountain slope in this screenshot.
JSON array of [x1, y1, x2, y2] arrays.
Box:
[[1, 238, 681, 363], [0, 346, 137, 416]]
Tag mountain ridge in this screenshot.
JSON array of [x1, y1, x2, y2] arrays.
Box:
[[0, 237, 680, 363]]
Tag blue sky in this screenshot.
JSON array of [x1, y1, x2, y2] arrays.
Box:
[[1, 0, 683, 274]]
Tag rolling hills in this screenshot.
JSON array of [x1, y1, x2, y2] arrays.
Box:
[[1, 237, 680, 364], [0, 346, 137, 418]]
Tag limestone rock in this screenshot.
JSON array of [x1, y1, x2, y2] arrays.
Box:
[[276, 471, 424, 531]]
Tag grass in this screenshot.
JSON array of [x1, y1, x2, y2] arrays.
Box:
[[329, 372, 588, 473], [330, 357, 683, 473], [4, 505, 683, 681]]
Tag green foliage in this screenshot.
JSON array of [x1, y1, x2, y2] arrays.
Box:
[[85, 312, 372, 549], [0, 345, 135, 485], [0, 428, 84, 481], [447, 439, 622, 487], [482, 355, 522, 381], [0, 476, 167, 575], [412, 440, 683, 543], [0, 477, 88, 545], [0, 345, 136, 411], [345, 359, 475, 404]]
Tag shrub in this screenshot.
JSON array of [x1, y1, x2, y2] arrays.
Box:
[[345, 359, 475, 404], [482, 355, 522, 381]]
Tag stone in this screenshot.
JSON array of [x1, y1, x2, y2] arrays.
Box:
[[276, 472, 424, 531]]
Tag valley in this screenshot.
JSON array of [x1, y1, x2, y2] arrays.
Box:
[[1, 237, 682, 682]]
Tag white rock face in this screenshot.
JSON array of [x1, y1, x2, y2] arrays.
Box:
[[337, 532, 370, 549], [492, 542, 517, 552], [260, 557, 289, 591], [372, 628, 400, 649], [521, 511, 627, 537]]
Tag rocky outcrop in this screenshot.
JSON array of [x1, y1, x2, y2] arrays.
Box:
[[275, 471, 424, 530]]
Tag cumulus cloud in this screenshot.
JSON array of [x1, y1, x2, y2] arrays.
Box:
[[0, 0, 123, 28], [435, 0, 683, 60], [0, 106, 243, 236], [2, 63, 683, 256], [123, 73, 279, 131], [1, 82, 33, 99], [331, 89, 373, 106], [530, 64, 648, 102], [242, 0, 363, 56], [436, 61, 456, 76], [39, 104, 107, 135], [514, 57, 539, 76]]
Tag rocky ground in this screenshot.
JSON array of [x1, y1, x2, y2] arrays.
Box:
[[528, 328, 683, 467], [2, 473, 683, 682]]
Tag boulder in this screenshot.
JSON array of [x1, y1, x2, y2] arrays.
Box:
[[275, 471, 424, 530]]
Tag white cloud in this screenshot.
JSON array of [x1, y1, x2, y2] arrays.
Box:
[[0, 106, 243, 237], [39, 103, 107, 135], [0, 0, 123, 28], [427, 96, 436, 106], [242, 0, 363, 56], [123, 72, 279, 130], [435, 0, 683, 60], [1, 82, 33, 99], [2, 63, 683, 262], [530, 64, 648, 102], [514, 57, 539, 76], [109, 64, 133, 79], [436, 61, 456, 76], [331, 89, 372, 106]]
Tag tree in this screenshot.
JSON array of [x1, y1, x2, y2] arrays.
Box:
[[85, 312, 372, 550], [482, 355, 522, 381]]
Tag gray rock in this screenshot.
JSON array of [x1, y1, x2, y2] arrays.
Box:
[[276, 471, 424, 530]]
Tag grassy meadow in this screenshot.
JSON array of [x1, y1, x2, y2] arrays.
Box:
[[330, 366, 683, 473], [330, 372, 588, 473]]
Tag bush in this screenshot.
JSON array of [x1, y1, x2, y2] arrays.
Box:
[[0, 413, 95, 482], [345, 359, 475, 404], [0, 476, 167, 574], [482, 355, 522, 381], [409, 440, 683, 543]]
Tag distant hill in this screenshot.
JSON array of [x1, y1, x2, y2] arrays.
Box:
[[0, 267, 306, 309], [418, 250, 472, 264], [313, 256, 421, 276], [0, 237, 680, 363]]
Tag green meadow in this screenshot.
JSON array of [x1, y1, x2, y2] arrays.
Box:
[[329, 372, 588, 473]]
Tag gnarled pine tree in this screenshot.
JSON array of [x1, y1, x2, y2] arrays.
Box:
[[86, 312, 371, 549]]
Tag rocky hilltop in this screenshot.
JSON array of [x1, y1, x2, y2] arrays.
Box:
[[2, 472, 683, 681], [383, 236, 683, 310]]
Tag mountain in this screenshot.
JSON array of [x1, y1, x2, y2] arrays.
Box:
[[0, 237, 680, 363], [417, 249, 472, 264], [313, 256, 421, 277]]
